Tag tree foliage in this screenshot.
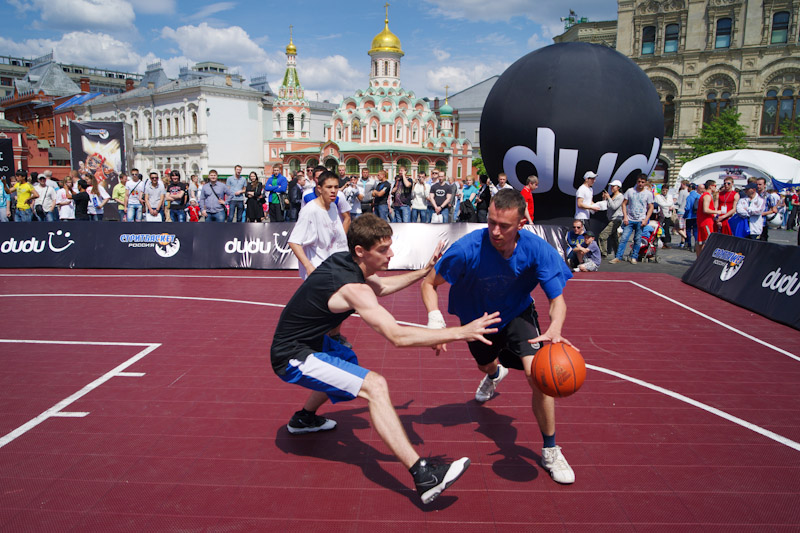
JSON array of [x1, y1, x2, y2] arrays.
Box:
[[472, 153, 486, 175], [680, 108, 748, 164], [777, 117, 800, 161]]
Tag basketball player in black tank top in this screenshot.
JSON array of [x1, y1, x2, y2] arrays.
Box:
[[271, 214, 500, 504]]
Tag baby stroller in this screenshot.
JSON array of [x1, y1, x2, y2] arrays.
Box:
[[636, 220, 662, 263]]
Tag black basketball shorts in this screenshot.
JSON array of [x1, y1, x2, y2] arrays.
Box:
[[466, 302, 542, 370]]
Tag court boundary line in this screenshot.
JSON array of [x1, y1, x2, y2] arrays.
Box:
[[0, 292, 798, 452], [0, 339, 161, 449]]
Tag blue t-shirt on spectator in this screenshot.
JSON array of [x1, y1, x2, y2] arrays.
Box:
[[436, 228, 572, 329]]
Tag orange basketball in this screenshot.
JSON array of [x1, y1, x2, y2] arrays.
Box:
[[532, 342, 586, 397]]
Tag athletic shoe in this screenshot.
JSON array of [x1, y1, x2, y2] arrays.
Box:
[[573, 267, 580, 272], [287, 410, 337, 434], [475, 364, 508, 402], [609, 258, 621, 264], [329, 333, 353, 349], [629, 257, 638, 264], [541, 446, 575, 484], [411, 457, 470, 504]]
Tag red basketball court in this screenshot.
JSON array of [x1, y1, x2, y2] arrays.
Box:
[[1, 269, 798, 530]]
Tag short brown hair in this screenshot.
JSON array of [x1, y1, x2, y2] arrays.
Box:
[[490, 188, 526, 218], [348, 214, 393, 255]]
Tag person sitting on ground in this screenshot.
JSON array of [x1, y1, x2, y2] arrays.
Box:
[[573, 231, 601, 272], [564, 219, 586, 268]]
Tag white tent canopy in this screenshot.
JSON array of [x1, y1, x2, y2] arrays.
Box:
[[677, 149, 800, 186]]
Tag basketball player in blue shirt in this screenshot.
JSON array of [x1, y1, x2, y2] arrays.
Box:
[[421, 188, 577, 484]]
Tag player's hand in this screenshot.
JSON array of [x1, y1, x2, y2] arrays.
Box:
[[423, 241, 446, 272], [461, 311, 501, 345], [529, 330, 578, 350]]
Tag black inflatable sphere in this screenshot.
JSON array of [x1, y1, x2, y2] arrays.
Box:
[[480, 42, 663, 222]]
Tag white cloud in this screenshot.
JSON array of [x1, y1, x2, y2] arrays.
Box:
[[423, 0, 617, 25], [129, 0, 175, 14], [190, 2, 236, 20], [278, 54, 363, 103], [20, 0, 136, 31], [0, 32, 143, 71], [425, 60, 508, 95], [476, 32, 516, 47], [433, 48, 451, 61], [160, 23, 268, 65], [527, 34, 549, 50]]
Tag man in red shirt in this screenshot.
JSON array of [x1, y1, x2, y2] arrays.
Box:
[[696, 179, 724, 257], [520, 175, 538, 225]]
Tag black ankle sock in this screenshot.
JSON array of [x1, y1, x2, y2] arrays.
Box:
[[542, 432, 556, 448], [409, 458, 425, 475], [300, 408, 315, 416]]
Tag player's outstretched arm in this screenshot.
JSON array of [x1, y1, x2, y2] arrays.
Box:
[[365, 241, 445, 297], [338, 284, 500, 348], [528, 294, 577, 349]]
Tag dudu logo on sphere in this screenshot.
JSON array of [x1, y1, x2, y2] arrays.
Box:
[[480, 42, 664, 222]]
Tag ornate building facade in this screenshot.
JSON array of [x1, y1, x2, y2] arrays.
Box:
[[281, 9, 473, 179], [554, 0, 800, 181]]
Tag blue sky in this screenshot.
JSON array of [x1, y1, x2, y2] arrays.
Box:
[[3, 0, 618, 102]]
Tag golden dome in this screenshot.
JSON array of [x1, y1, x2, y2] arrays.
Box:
[[286, 25, 297, 55], [369, 15, 404, 56]]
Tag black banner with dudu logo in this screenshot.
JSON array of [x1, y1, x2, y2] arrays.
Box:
[[682, 233, 800, 330], [0, 222, 569, 270]]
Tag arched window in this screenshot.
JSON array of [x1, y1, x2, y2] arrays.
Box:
[[716, 18, 732, 49], [287, 113, 295, 132], [158, 119, 163, 137], [371, 121, 378, 140], [412, 124, 418, 142], [133, 119, 139, 140], [663, 94, 675, 137], [771, 11, 790, 44], [418, 160, 429, 175], [367, 157, 383, 174], [289, 159, 300, 174], [664, 24, 679, 53], [395, 122, 402, 140], [346, 158, 359, 174], [704, 91, 731, 123], [762, 89, 798, 135], [397, 158, 410, 175], [435, 160, 447, 173], [306, 158, 318, 168], [165, 119, 170, 137], [300, 114, 306, 132], [336, 123, 343, 140], [642, 26, 656, 55], [191, 112, 197, 134], [174, 117, 179, 136], [374, 61, 378, 76], [148, 118, 153, 138], [383, 62, 388, 75], [351, 118, 361, 139], [393, 62, 397, 76]]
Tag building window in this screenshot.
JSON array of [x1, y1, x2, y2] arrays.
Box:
[[412, 125, 418, 142], [346, 158, 359, 174], [336, 123, 343, 140], [716, 18, 732, 49], [174, 117, 179, 136], [166, 120, 170, 137], [158, 119, 163, 137], [383, 62, 388, 76], [191, 112, 197, 134], [371, 121, 378, 140], [133, 119, 139, 140], [761, 89, 798, 135], [352, 118, 361, 139], [772, 11, 790, 44], [287, 113, 295, 132], [642, 26, 656, 55], [396, 122, 402, 140], [663, 94, 675, 137], [435, 160, 447, 173], [307, 158, 318, 168], [300, 114, 306, 132], [367, 157, 383, 174], [418, 160, 429, 175], [704, 91, 731, 123], [664, 24, 679, 53], [289, 159, 300, 173], [393, 62, 397, 76]]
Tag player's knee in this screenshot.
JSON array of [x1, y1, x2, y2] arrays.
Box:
[[361, 371, 389, 400]]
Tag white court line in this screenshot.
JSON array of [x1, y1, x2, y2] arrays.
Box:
[[0, 339, 160, 449], [51, 412, 89, 418], [1, 292, 798, 451], [117, 372, 146, 377], [570, 279, 800, 363], [587, 363, 800, 452]]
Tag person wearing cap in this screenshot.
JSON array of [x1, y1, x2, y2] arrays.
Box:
[[736, 182, 765, 239], [598, 179, 624, 257], [575, 171, 600, 221], [33, 174, 57, 221], [573, 231, 601, 272]]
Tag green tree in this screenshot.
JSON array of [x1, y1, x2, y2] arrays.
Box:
[[472, 153, 486, 175], [679, 107, 748, 164], [777, 117, 800, 160]]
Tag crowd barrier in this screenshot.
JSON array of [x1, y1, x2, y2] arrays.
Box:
[[0, 222, 568, 271], [682, 233, 800, 330]]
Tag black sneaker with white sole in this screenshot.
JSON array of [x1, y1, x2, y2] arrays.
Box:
[[286, 410, 337, 434], [410, 457, 470, 504]]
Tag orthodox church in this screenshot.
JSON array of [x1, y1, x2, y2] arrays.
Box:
[[274, 8, 473, 179]]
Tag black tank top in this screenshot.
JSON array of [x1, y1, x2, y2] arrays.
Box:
[[270, 252, 365, 375]]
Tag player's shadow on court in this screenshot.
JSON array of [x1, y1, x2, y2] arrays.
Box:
[[274, 404, 458, 510], [403, 402, 540, 483]]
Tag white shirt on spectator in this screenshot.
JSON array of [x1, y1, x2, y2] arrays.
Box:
[[288, 200, 348, 280]]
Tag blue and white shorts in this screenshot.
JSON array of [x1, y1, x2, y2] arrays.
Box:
[[279, 336, 369, 403]]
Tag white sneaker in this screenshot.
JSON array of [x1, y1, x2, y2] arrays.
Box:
[[541, 446, 575, 484], [475, 364, 508, 402]]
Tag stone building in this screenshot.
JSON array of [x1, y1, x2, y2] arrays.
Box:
[[553, 0, 800, 181]]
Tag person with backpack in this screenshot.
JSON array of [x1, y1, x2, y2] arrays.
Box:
[[683, 183, 703, 252]]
